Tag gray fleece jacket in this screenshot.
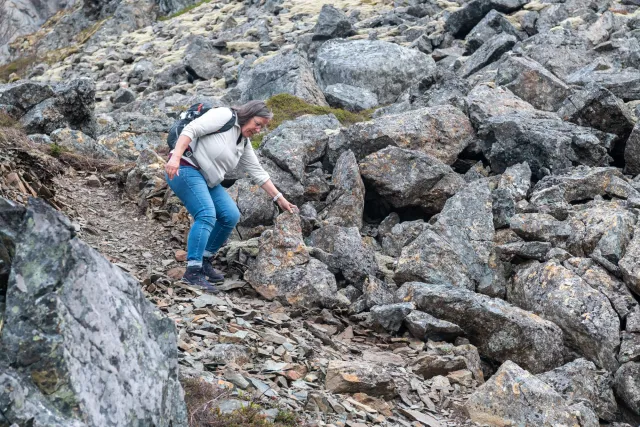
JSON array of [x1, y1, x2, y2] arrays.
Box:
[[177, 107, 270, 188]]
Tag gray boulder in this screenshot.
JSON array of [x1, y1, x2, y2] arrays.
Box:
[[237, 51, 327, 106], [625, 123, 640, 175], [619, 222, 640, 296], [564, 257, 639, 323], [509, 261, 620, 372], [381, 220, 428, 258], [397, 282, 566, 373], [529, 167, 639, 220], [323, 83, 378, 111], [493, 162, 531, 228], [53, 78, 97, 138], [0, 81, 54, 114], [619, 331, 640, 364], [307, 225, 377, 288], [458, 34, 517, 78], [512, 29, 596, 80], [497, 241, 552, 262], [319, 150, 365, 229], [479, 111, 615, 180], [0, 198, 187, 426], [557, 83, 635, 144], [260, 114, 340, 182], [465, 10, 520, 54], [613, 362, 640, 415], [325, 360, 397, 398], [50, 127, 116, 159], [183, 36, 223, 80], [362, 275, 396, 310], [496, 54, 572, 112], [359, 146, 464, 215], [395, 179, 505, 298], [537, 358, 618, 422], [404, 311, 464, 342], [245, 212, 341, 308], [371, 302, 414, 333], [334, 105, 474, 166], [20, 98, 66, 135], [466, 83, 541, 127], [312, 4, 355, 41], [567, 66, 640, 102], [154, 63, 187, 90], [315, 39, 436, 105], [466, 361, 599, 427], [445, 0, 529, 37], [110, 88, 137, 107], [226, 179, 279, 239]]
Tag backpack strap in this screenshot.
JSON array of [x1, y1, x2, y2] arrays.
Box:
[[188, 108, 239, 155]]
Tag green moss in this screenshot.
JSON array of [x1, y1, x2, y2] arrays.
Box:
[[158, 0, 213, 21], [250, 93, 375, 148], [0, 55, 38, 82], [49, 143, 67, 158]]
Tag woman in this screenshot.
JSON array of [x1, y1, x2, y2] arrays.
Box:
[[165, 100, 297, 293]]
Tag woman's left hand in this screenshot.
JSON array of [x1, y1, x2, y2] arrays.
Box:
[[277, 196, 298, 214]]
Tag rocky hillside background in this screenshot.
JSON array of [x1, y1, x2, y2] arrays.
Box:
[[3, 0, 640, 425]]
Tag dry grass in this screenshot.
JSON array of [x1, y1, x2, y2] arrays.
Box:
[[182, 378, 302, 427]]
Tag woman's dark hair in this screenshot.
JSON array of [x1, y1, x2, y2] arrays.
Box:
[[232, 100, 273, 126]]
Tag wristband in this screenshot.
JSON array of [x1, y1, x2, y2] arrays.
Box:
[[273, 192, 283, 203]]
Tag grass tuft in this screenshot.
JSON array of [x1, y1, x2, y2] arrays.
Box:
[[182, 377, 302, 427], [251, 93, 374, 149], [158, 0, 213, 21]]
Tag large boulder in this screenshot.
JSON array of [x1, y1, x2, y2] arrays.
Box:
[[314, 39, 436, 105], [464, 10, 520, 54], [19, 98, 67, 135], [50, 127, 116, 159], [359, 146, 464, 215], [537, 358, 618, 422], [565, 257, 639, 323], [466, 361, 599, 427], [445, 0, 529, 37], [395, 179, 505, 297], [397, 282, 566, 373], [312, 4, 355, 41], [529, 167, 639, 220], [244, 212, 341, 308], [466, 83, 540, 127], [381, 220, 428, 258], [625, 122, 640, 176], [496, 54, 572, 112], [509, 261, 620, 372], [260, 114, 340, 182], [319, 150, 365, 229], [226, 179, 279, 239], [512, 29, 597, 80], [237, 51, 327, 106], [332, 105, 474, 166], [323, 83, 379, 112], [183, 36, 224, 81], [53, 78, 97, 138], [557, 83, 635, 144], [0, 81, 54, 114], [0, 198, 187, 426], [325, 360, 397, 398], [479, 111, 616, 180], [613, 362, 640, 415], [307, 225, 377, 289], [457, 34, 517, 78], [567, 66, 640, 103]]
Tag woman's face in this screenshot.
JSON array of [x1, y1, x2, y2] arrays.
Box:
[[241, 116, 270, 138]]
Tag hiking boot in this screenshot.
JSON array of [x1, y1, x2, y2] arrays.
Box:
[[202, 258, 225, 283], [181, 266, 219, 293]]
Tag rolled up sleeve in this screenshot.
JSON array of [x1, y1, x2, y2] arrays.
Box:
[[239, 141, 270, 186], [181, 108, 233, 141]]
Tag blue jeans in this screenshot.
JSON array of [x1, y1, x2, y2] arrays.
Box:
[[165, 167, 240, 266]]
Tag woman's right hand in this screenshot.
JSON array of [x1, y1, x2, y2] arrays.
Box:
[[165, 158, 180, 180]]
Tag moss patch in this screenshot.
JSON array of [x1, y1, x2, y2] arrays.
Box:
[[251, 93, 374, 149], [0, 56, 38, 82]]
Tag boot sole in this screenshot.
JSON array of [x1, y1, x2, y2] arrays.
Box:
[[180, 278, 220, 294]]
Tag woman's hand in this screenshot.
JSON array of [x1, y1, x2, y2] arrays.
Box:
[[165, 158, 181, 180], [277, 196, 298, 214]]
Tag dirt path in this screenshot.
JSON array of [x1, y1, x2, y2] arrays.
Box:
[[53, 170, 477, 427]]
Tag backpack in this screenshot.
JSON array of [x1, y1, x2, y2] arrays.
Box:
[[166, 103, 237, 152]]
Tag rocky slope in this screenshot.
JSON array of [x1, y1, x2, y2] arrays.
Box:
[[2, 0, 640, 425]]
